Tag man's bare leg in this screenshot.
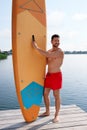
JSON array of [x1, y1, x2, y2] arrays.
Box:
[[53, 90, 60, 122], [44, 88, 51, 115], [39, 88, 50, 117]]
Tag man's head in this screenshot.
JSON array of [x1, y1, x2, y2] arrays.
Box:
[[51, 34, 60, 48]]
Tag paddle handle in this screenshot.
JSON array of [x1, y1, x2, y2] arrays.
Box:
[[32, 35, 35, 42]]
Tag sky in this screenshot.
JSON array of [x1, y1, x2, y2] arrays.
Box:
[[0, 0, 87, 51]]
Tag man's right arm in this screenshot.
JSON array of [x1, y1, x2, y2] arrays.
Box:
[[32, 41, 63, 58]]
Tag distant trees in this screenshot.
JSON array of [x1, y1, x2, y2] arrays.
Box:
[[64, 51, 87, 54], [0, 52, 7, 59], [0, 49, 12, 60]]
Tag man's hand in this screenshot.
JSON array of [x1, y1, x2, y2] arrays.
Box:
[[32, 35, 38, 49], [32, 41, 38, 49], [31, 35, 48, 57]]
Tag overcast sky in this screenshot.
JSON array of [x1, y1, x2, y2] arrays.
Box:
[[0, 0, 87, 51]]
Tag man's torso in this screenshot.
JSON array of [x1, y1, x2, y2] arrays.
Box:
[[47, 48, 64, 73]]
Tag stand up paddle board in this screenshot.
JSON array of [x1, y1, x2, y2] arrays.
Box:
[[12, 0, 46, 122]]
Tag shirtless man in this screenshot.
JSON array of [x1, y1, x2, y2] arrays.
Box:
[[32, 34, 64, 123]]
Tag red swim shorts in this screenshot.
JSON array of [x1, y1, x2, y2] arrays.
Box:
[[44, 71, 62, 90]]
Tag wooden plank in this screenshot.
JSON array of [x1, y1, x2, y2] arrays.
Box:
[[0, 105, 87, 130]]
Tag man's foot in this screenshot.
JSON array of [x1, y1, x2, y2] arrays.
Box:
[[38, 112, 50, 117], [52, 116, 59, 123]]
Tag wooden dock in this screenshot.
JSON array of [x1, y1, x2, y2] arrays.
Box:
[[0, 105, 87, 130]]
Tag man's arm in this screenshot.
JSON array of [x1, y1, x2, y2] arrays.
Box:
[[32, 35, 53, 57], [32, 41, 63, 58]]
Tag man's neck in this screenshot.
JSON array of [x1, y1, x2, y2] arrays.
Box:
[[52, 47, 58, 51]]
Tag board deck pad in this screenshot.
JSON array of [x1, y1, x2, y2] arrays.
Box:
[[21, 82, 44, 109], [12, 0, 46, 122]]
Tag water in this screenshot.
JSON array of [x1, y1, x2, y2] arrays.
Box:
[[0, 56, 19, 110], [61, 55, 87, 111], [0, 55, 87, 112]]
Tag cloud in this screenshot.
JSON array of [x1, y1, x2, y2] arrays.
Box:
[[76, 41, 87, 50], [0, 29, 11, 38], [62, 41, 87, 51], [60, 34, 87, 51], [47, 11, 65, 39], [64, 30, 79, 39], [0, 29, 11, 50], [72, 13, 87, 21], [47, 11, 65, 27]]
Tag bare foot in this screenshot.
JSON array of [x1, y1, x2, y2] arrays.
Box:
[[52, 116, 59, 123], [38, 112, 50, 117]]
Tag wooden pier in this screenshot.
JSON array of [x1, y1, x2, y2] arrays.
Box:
[[0, 105, 87, 130]]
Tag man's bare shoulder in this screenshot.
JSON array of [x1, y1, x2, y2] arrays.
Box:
[[58, 48, 64, 57], [58, 48, 64, 53], [47, 49, 52, 52]]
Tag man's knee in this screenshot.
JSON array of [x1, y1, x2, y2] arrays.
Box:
[[44, 91, 49, 97], [53, 90, 60, 99], [44, 88, 50, 97]]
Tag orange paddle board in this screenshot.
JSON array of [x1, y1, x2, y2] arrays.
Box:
[[12, 0, 46, 122]]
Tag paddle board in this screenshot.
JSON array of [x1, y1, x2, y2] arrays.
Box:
[[12, 0, 46, 122]]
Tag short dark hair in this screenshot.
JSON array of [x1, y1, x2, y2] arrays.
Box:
[[51, 34, 60, 41]]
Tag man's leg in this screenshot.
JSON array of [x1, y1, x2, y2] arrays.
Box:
[[39, 88, 50, 117], [44, 88, 51, 114], [53, 90, 60, 122]]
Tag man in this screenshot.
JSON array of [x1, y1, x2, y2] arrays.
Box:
[[32, 34, 64, 123]]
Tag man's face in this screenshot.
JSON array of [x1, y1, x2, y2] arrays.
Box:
[[51, 37, 60, 48]]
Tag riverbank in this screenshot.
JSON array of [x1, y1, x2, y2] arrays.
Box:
[[0, 50, 12, 60], [0, 53, 7, 60]]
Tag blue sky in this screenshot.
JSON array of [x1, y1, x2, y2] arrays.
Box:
[[0, 0, 87, 51]]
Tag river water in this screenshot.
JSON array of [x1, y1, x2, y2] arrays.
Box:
[[0, 55, 87, 112]]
